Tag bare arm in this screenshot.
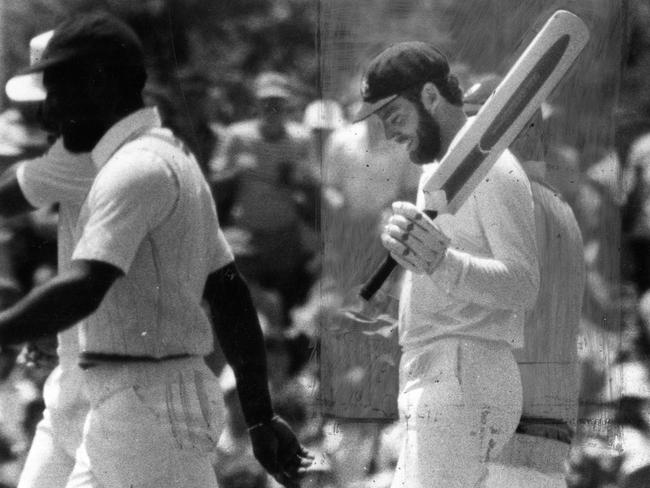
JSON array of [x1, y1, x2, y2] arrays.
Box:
[[203, 261, 312, 486], [0, 259, 122, 345], [203, 261, 273, 426]]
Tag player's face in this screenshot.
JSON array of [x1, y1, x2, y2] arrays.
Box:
[[259, 97, 287, 122], [376, 96, 442, 164], [258, 97, 288, 140], [42, 63, 110, 153]]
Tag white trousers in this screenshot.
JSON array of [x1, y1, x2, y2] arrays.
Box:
[[65, 357, 223, 488], [391, 337, 523, 488], [18, 365, 88, 488], [18, 409, 77, 488]]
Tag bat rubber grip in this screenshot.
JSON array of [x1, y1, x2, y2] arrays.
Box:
[[359, 210, 438, 301], [359, 255, 397, 301]]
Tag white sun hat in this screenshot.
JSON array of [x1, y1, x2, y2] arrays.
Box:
[[5, 30, 54, 103], [303, 99, 346, 130]]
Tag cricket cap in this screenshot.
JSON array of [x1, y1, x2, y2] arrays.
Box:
[[353, 41, 451, 123], [20, 12, 144, 79], [5, 30, 54, 102]]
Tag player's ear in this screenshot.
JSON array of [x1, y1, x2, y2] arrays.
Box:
[[420, 82, 440, 113]]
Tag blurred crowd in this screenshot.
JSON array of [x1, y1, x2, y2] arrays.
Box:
[[0, 23, 649, 488]]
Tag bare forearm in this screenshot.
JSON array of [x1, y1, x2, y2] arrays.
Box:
[[0, 260, 120, 346], [205, 263, 273, 426], [0, 272, 97, 345]]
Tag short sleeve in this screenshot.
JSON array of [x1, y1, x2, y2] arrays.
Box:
[[16, 139, 95, 207], [72, 149, 178, 273], [212, 228, 235, 271]]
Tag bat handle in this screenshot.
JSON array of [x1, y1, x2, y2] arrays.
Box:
[[359, 210, 438, 301]]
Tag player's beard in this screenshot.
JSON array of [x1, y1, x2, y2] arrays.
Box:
[[409, 101, 443, 165]]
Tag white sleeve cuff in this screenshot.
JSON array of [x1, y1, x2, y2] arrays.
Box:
[[430, 247, 466, 294]]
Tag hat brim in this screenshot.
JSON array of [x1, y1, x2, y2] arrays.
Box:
[[256, 87, 291, 100], [21, 49, 80, 75], [352, 94, 398, 123], [5, 73, 46, 102]]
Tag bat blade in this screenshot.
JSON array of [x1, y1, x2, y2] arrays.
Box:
[[423, 10, 589, 212], [359, 9, 589, 301]]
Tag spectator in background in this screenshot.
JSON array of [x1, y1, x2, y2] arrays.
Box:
[[621, 124, 650, 296], [303, 99, 346, 166], [210, 71, 320, 328]]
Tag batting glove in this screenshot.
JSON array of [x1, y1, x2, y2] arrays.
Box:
[[381, 197, 450, 276]]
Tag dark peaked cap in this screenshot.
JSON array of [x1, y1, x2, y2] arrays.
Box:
[[23, 12, 144, 75], [354, 41, 451, 122]]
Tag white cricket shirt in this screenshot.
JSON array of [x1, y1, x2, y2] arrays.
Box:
[[399, 149, 540, 351], [72, 108, 234, 357], [17, 139, 96, 368]]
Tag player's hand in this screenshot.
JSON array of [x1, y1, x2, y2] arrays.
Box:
[[249, 415, 314, 487], [381, 200, 450, 275]]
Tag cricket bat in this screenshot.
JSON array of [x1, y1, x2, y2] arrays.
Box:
[[359, 9, 589, 301]]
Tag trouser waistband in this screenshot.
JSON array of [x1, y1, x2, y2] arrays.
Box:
[[78, 352, 193, 370], [79, 355, 211, 407]]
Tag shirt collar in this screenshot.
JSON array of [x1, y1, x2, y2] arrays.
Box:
[[91, 107, 162, 170]]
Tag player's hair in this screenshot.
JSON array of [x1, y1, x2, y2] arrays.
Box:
[[402, 74, 463, 107]]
